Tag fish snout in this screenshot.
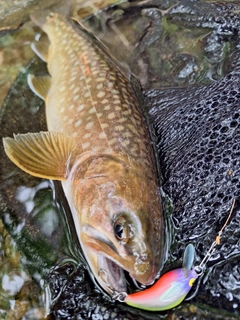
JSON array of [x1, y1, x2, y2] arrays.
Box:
[[130, 253, 158, 286]]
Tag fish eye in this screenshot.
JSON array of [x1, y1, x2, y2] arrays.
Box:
[[115, 224, 126, 240], [114, 216, 129, 243]]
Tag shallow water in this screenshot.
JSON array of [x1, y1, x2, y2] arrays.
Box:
[[1, 0, 240, 319]]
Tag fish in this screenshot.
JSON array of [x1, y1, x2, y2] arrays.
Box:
[[2, 11, 163, 295]]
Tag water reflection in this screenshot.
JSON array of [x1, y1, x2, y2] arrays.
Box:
[[0, 219, 48, 319]]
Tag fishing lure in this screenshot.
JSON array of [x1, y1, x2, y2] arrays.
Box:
[[114, 199, 236, 311]]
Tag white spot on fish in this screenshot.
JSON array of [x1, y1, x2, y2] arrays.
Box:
[[77, 104, 85, 111], [92, 70, 99, 75], [70, 76, 77, 83], [115, 125, 124, 131], [109, 75, 117, 81], [99, 132, 106, 139], [88, 107, 95, 114], [108, 112, 115, 120], [97, 91, 105, 98], [123, 110, 131, 116], [119, 117, 127, 123], [121, 87, 129, 94], [92, 146, 102, 152], [60, 107, 65, 113], [59, 86, 66, 92], [69, 104, 75, 110], [96, 77, 105, 82], [128, 124, 137, 133], [109, 138, 118, 145], [73, 94, 80, 101], [82, 142, 90, 149], [96, 83, 103, 89], [74, 119, 82, 127], [122, 139, 130, 147], [102, 123, 109, 129], [113, 99, 121, 105], [84, 92, 90, 98], [73, 132, 78, 138], [83, 133, 91, 139], [73, 87, 80, 94], [85, 122, 94, 130], [107, 82, 114, 88], [125, 131, 133, 137], [81, 45, 88, 51]]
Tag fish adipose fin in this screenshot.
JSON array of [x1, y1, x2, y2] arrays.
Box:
[[2, 131, 76, 180], [28, 74, 51, 100]]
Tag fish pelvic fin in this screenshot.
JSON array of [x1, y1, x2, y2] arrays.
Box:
[[31, 33, 49, 62], [2, 131, 76, 180], [28, 74, 51, 100]]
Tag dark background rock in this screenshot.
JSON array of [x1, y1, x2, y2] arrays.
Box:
[[0, 0, 64, 31]]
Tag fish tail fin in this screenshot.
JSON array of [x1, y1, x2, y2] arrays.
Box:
[[30, 0, 71, 27]]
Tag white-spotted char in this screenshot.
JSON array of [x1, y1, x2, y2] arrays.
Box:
[[3, 12, 163, 296]]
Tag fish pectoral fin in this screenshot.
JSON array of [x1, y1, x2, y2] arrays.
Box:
[[31, 33, 49, 62], [27, 74, 51, 100], [3, 131, 76, 180]]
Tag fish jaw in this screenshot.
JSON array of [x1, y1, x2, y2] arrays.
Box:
[[67, 156, 163, 295], [80, 223, 158, 295], [80, 227, 128, 295]]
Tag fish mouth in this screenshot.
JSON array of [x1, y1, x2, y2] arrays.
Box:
[[82, 225, 127, 294], [98, 254, 127, 295]]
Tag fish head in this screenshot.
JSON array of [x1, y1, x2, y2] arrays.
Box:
[[70, 155, 163, 295]]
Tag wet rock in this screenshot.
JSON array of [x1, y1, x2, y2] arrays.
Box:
[[0, 0, 64, 31]]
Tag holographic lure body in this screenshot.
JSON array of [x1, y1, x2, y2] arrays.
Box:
[[125, 244, 197, 311]]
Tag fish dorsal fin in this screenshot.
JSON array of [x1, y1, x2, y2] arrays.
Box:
[[28, 74, 51, 100], [3, 131, 77, 180], [31, 33, 49, 62]]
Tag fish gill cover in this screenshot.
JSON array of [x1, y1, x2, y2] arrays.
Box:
[[0, 0, 240, 319]]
